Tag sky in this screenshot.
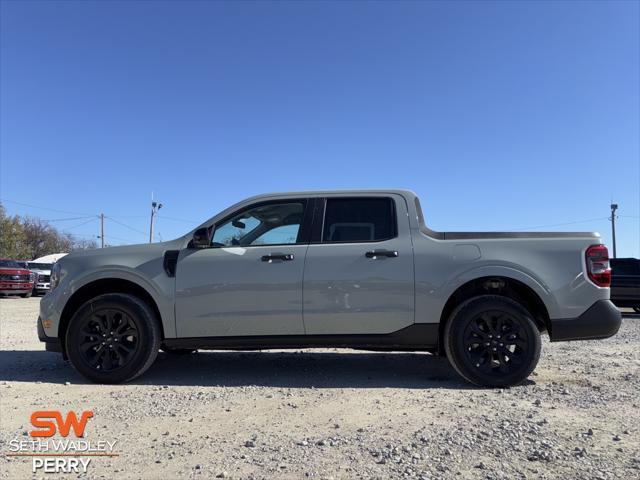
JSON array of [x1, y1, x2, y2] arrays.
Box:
[[1, 0, 639, 256]]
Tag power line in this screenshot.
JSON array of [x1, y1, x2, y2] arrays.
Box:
[[0, 198, 93, 216], [110, 214, 200, 224], [105, 216, 148, 237], [2, 198, 199, 225], [63, 218, 98, 231], [66, 232, 100, 239], [106, 234, 139, 243], [511, 217, 608, 231], [3, 198, 155, 243], [41, 216, 97, 222], [157, 214, 200, 224]]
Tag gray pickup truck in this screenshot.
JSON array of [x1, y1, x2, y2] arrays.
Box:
[[39, 190, 621, 387]]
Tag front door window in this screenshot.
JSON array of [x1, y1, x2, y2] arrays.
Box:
[[212, 202, 305, 247]]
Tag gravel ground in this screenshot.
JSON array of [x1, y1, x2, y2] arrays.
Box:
[[1, 296, 639, 479]]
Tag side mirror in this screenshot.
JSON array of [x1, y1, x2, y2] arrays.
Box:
[[191, 227, 211, 248]]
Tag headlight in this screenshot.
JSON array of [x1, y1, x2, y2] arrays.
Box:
[[50, 263, 61, 290]]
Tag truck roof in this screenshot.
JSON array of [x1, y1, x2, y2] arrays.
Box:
[[242, 189, 418, 202]]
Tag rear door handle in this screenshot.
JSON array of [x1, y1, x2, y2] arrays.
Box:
[[261, 253, 295, 262], [365, 250, 399, 259]]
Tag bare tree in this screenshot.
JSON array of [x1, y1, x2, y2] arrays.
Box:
[[0, 203, 96, 259], [0, 203, 28, 258], [71, 237, 98, 251]]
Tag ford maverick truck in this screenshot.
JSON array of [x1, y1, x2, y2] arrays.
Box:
[[38, 190, 621, 387]]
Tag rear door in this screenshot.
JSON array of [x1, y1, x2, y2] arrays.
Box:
[[302, 195, 414, 335]]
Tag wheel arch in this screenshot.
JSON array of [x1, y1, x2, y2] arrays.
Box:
[[58, 278, 165, 356], [437, 276, 550, 354]]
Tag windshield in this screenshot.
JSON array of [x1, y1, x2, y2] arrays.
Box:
[[0, 259, 22, 268], [28, 263, 53, 270]]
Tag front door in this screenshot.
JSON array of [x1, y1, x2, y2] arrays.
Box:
[[303, 195, 415, 335], [176, 199, 311, 337]]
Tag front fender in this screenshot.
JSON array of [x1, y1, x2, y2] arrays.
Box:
[[41, 266, 176, 339]]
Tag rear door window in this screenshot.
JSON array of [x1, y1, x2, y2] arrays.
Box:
[[322, 198, 396, 243]]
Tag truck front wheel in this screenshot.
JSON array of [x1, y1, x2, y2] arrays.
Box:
[[444, 295, 541, 388], [65, 293, 161, 384]]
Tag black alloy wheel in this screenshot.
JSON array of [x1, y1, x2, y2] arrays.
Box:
[[66, 293, 161, 383], [77, 308, 139, 372], [463, 310, 529, 375], [444, 295, 541, 387]]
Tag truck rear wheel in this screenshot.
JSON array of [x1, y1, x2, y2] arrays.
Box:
[[444, 295, 541, 388], [65, 293, 161, 384]]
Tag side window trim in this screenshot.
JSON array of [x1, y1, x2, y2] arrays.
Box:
[[308, 198, 324, 244], [318, 198, 327, 244], [210, 198, 312, 248], [315, 196, 398, 245]]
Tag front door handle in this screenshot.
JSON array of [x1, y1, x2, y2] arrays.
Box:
[[261, 253, 295, 262], [365, 250, 399, 259]]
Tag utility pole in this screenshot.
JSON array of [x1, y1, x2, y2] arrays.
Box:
[[100, 213, 105, 248], [149, 201, 163, 243], [610, 203, 618, 258]]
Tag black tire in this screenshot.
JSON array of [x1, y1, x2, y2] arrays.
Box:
[[20, 292, 32, 298], [65, 293, 161, 384], [444, 295, 541, 388], [161, 346, 197, 355]]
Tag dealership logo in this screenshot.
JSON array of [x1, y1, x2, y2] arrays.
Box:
[[30, 410, 94, 437], [5, 410, 118, 474]]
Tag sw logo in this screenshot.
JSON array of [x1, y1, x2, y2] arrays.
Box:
[[29, 411, 95, 474], [30, 410, 94, 437]]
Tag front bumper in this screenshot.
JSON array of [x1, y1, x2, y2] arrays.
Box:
[[0, 288, 32, 295], [549, 299, 622, 342], [37, 316, 62, 353], [0, 281, 34, 294]]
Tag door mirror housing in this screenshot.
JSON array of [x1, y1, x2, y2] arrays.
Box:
[[191, 227, 211, 248]]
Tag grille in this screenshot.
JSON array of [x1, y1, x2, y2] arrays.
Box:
[[0, 273, 30, 282]]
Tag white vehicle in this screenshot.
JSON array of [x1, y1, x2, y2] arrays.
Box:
[[29, 253, 67, 295]]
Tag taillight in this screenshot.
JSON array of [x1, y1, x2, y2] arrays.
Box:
[[586, 244, 611, 287]]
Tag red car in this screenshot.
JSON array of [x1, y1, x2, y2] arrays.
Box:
[[0, 258, 34, 297]]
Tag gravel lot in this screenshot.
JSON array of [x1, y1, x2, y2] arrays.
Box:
[[1, 296, 639, 479]]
